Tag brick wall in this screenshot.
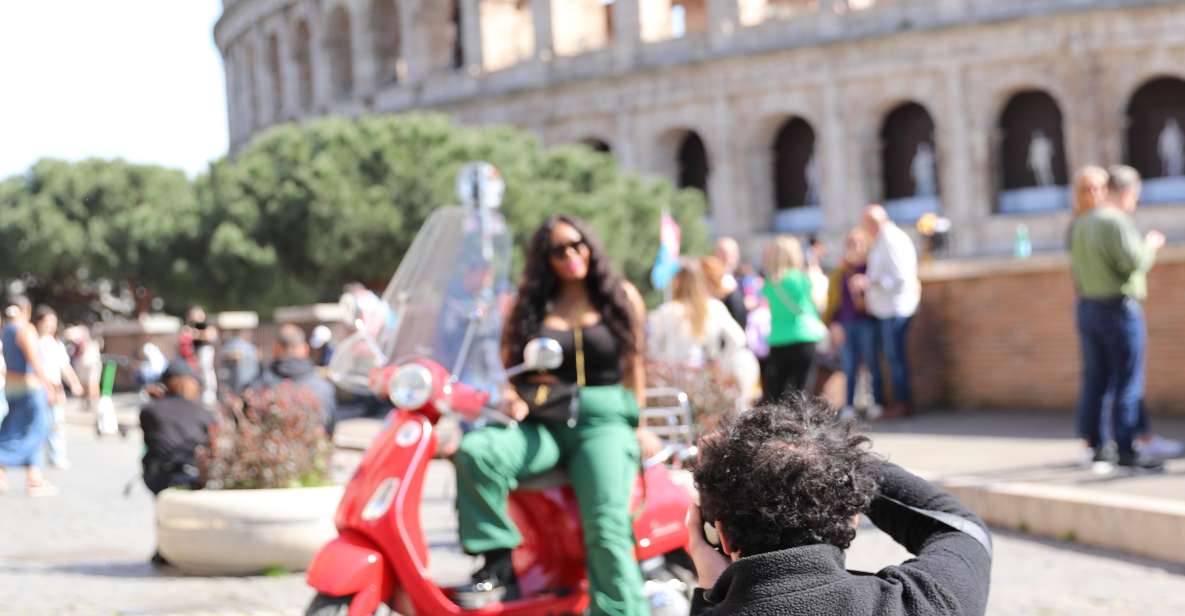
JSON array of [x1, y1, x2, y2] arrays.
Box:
[[909, 246, 1185, 416]]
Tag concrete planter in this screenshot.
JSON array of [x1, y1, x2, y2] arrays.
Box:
[[156, 485, 343, 575]]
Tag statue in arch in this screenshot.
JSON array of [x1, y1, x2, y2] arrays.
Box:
[[1028, 129, 1056, 187], [1159, 118, 1185, 178], [911, 141, 938, 198], [804, 154, 821, 206]]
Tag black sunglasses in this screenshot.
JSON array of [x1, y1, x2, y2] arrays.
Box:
[[547, 239, 587, 259]]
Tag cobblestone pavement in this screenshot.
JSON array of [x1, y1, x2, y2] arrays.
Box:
[[4, 422, 1185, 615]]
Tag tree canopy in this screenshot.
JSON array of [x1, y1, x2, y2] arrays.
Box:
[[1, 113, 709, 318], [0, 158, 203, 318]]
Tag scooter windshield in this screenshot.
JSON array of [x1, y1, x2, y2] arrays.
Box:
[[353, 206, 514, 396]]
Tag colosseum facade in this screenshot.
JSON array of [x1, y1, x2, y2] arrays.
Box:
[[215, 0, 1185, 258]]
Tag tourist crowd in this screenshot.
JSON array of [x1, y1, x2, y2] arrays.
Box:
[[647, 203, 920, 426], [0, 297, 339, 499]]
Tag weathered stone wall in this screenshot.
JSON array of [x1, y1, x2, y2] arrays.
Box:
[[215, 0, 1185, 260], [909, 245, 1185, 416]]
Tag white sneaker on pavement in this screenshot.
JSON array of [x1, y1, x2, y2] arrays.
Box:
[[865, 405, 884, 421], [1136, 434, 1185, 460]]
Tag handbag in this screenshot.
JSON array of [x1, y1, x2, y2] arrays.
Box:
[[516, 326, 584, 429]]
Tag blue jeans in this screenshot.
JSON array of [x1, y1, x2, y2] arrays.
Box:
[[0, 389, 51, 468], [840, 319, 884, 407], [880, 316, 913, 405], [1075, 298, 1145, 456]]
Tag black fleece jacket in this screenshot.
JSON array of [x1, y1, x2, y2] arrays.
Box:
[[258, 357, 337, 430], [690, 462, 992, 616]]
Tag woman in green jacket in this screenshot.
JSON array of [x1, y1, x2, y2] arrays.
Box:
[[760, 236, 826, 402]]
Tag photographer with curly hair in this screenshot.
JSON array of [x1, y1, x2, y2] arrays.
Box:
[[687, 396, 992, 616]]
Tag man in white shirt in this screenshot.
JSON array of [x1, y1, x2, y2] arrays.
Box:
[[850, 204, 921, 418], [34, 307, 83, 468]]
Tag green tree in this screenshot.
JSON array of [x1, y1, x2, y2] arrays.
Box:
[[0, 158, 202, 318], [1, 114, 708, 318], [198, 113, 709, 309]]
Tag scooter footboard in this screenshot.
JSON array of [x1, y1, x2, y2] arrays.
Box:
[[306, 532, 396, 615]]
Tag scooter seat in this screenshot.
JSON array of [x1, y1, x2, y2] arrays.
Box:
[[516, 468, 570, 491]]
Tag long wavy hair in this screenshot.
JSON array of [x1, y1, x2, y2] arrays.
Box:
[[504, 214, 638, 365], [671, 257, 711, 340]]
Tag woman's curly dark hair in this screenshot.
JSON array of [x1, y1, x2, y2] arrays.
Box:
[[693, 394, 880, 556], [503, 214, 638, 363]]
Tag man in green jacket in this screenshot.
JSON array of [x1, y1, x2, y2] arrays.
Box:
[[1070, 165, 1166, 470]]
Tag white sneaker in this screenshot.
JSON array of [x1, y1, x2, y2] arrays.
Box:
[[839, 406, 857, 421], [865, 405, 884, 421], [1136, 435, 1185, 460]]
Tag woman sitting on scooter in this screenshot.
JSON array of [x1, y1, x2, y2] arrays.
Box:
[[451, 214, 658, 615]]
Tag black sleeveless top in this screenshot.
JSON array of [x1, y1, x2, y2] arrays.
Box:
[[538, 323, 624, 386]]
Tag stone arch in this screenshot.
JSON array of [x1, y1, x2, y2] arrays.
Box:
[[554, 0, 613, 56], [771, 116, 822, 233], [995, 90, 1068, 213], [266, 31, 283, 120], [581, 137, 612, 154], [880, 101, 938, 201], [642, 0, 707, 42], [1125, 76, 1185, 181], [372, 0, 402, 84], [677, 131, 710, 199], [326, 4, 354, 99], [480, 0, 534, 72], [292, 18, 314, 112], [451, 0, 464, 70], [656, 127, 712, 207], [773, 117, 819, 209]]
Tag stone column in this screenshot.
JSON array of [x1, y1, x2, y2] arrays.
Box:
[[223, 50, 240, 146], [459, 0, 484, 74], [821, 80, 849, 235], [709, 93, 741, 236], [233, 45, 254, 138], [942, 63, 975, 256], [610, 0, 640, 70], [250, 26, 275, 127], [302, 0, 333, 110], [707, 0, 740, 51], [615, 106, 638, 169], [276, 18, 301, 120], [348, 0, 378, 98], [398, 0, 427, 81], [532, 0, 554, 60]]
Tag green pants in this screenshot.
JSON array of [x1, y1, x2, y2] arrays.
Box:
[[455, 385, 646, 616]]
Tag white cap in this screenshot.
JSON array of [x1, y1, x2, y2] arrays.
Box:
[[310, 325, 332, 350]]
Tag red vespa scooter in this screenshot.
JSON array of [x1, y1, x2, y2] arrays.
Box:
[[305, 164, 695, 616]]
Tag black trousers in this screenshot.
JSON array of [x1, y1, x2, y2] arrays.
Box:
[[762, 342, 816, 404]]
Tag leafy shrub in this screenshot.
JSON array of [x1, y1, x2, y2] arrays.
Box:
[[197, 383, 332, 490]]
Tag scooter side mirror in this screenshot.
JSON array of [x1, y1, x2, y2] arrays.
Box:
[[523, 337, 564, 372]]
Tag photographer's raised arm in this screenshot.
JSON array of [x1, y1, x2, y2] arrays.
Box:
[[867, 461, 992, 616]]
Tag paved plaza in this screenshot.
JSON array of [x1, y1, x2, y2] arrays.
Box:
[[3, 404, 1185, 615]]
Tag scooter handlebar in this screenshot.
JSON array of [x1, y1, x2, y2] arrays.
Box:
[[480, 406, 518, 428]]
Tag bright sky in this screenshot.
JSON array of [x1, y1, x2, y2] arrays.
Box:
[[0, 0, 227, 179]]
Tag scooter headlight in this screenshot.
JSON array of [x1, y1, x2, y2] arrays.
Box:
[[388, 363, 434, 410]]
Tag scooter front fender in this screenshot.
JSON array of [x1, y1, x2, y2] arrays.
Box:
[[306, 532, 396, 615]]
